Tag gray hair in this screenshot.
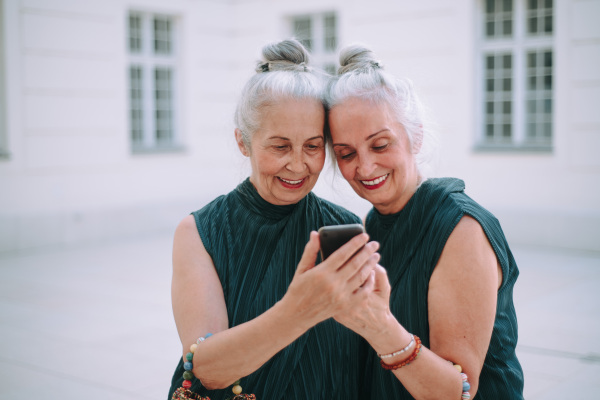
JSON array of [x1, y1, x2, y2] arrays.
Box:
[[234, 38, 327, 148], [326, 44, 437, 179]]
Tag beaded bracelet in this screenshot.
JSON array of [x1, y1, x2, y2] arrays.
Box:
[[448, 362, 471, 400], [377, 334, 415, 359], [380, 335, 422, 370], [171, 333, 256, 400]]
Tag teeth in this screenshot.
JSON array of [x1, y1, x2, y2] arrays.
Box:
[[362, 174, 388, 186], [280, 177, 303, 185]]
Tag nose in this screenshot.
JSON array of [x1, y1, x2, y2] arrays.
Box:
[[286, 149, 307, 174], [356, 152, 376, 178]]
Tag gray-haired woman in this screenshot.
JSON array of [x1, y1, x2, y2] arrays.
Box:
[[326, 45, 524, 399], [167, 39, 379, 400]]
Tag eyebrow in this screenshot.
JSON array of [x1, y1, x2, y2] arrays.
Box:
[[332, 129, 388, 148], [267, 135, 324, 141]]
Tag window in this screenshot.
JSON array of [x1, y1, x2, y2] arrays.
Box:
[[127, 12, 180, 152], [0, 0, 8, 158], [478, 0, 553, 150], [291, 13, 338, 75]]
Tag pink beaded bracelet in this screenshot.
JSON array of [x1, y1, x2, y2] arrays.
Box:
[[377, 334, 415, 359], [380, 335, 422, 370]]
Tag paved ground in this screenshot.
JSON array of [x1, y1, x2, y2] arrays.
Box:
[[0, 232, 598, 399]]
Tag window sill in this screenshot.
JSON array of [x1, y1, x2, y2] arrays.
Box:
[[473, 143, 553, 153], [131, 144, 186, 155]]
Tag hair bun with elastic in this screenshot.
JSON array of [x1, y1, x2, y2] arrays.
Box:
[[338, 44, 383, 75], [255, 38, 311, 73]]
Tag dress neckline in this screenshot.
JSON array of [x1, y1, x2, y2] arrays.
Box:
[[235, 178, 304, 220], [368, 178, 465, 229]]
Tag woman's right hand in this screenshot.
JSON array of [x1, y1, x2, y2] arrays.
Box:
[[279, 231, 380, 330], [332, 263, 395, 341], [172, 223, 378, 389]]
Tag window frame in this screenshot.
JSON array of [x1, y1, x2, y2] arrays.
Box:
[[475, 0, 554, 152], [0, 0, 8, 159], [290, 12, 338, 75], [127, 11, 182, 154]]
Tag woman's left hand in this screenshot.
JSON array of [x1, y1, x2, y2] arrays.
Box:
[[333, 263, 394, 340]]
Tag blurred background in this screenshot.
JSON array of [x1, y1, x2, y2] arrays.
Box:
[[1, 0, 598, 253], [0, 0, 599, 399]]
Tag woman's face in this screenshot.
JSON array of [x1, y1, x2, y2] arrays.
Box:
[[329, 97, 420, 215], [237, 98, 326, 206]]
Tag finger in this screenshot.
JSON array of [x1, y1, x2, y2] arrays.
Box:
[[354, 269, 376, 294], [348, 252, 380, 290], [321, 233, 370, 270], [296, 231, 320, 274], [335, 241, 380, 282], [373, 264, 391, 295]]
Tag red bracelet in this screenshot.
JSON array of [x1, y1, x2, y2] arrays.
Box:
[[380, 335, 422, 371]]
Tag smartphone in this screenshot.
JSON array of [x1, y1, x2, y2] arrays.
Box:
[[318, 223, 366, 260]]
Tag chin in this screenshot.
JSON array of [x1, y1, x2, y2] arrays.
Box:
[[278, 192, 308, 205]]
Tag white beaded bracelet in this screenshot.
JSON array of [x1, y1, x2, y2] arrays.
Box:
[[377, 334, 415, 359]]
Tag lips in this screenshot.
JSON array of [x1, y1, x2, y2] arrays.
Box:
[[278, 177, 306, 189], [360, 174, 389, 190]]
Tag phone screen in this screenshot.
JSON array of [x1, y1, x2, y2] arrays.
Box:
[[318, 224, 365, 260]]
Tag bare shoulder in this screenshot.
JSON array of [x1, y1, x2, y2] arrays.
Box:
[[172, 214, 212, 273], [439, 215, 496, 274], [446, 215, 488, 248], [429, 215, 501, 310], [175, 214, 199, 238]]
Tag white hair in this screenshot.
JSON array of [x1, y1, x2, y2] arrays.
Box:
[[326, 45, 438, 179], [234, 38, 327, 148]]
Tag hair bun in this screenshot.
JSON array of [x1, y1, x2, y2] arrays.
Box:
[[338, 44, 382, 75], [255, 38, 311, 73]]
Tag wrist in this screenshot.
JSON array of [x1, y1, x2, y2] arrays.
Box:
[[271, 297, 316, 335], [379, 335, 422, 370], [377, 334, 415, 359], [366, 313, 412, 358]]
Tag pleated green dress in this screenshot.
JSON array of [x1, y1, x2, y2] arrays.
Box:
[[168, 178, 365, 400], [364, 178, 524, 399]]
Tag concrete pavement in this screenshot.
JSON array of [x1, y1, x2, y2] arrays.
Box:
[[0, 233, 598, 399]]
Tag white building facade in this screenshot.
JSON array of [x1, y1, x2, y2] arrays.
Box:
[[1, 0, 599, 253]]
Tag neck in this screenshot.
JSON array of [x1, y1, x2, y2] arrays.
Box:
[[374, 174, 422, 215]]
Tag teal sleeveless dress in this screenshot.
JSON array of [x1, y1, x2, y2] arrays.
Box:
[[364, 178, 524, 399], [167, 178, 365, 400]]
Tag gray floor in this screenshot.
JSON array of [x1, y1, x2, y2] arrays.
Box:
[[0, 233, 599, 399]]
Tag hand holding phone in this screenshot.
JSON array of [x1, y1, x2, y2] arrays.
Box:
[[318, 224, 366, 260]]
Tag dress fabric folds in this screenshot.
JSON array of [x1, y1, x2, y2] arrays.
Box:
[[168, 178, 365, 400], [364, 178, 524, 399]]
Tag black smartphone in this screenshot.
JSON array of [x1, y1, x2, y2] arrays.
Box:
[[318, 223, 366, 260]]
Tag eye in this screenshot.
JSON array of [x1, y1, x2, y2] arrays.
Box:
[[373, 144, 388, 151], [372, 139, 390, 152], [273, 145, 289, 151], [338, 151, 356, 161], [305, 143, 323, 152]]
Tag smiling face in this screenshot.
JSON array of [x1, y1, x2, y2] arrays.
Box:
[[329, 97, 421, 215], [236, 97, 326, 206]]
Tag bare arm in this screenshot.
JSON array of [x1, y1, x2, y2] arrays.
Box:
[[171, 215, 379, 389], [333, 216, 500, 399], [426, 215, 501, 397], [171, 216, 228, 360]]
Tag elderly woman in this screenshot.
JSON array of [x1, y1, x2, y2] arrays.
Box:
[[167, 39, 379, 400], [326, 45, 524, 399]]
